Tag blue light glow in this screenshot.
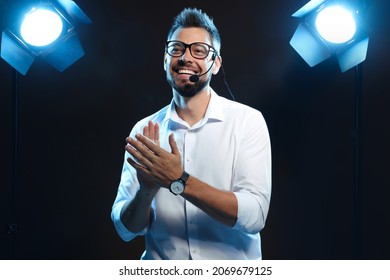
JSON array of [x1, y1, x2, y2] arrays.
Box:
[[315, 6, 356, 44], [20, 8, 63, 47]]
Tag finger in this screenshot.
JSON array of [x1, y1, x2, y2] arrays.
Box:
[[148, 120, 155, 142], [154, 122, 160, 146], [135, 133, 163, 155], [169, 133, 180, 155], [125, 136, 135, 145], [125, 141, 154, 166], [143, 125, 150, 139], [127, 135, 154, 151], [127, 156, 152, 176], [142, 121, 159, 145], [126, 156, 142, 168], [148, 121, 160, 145], [126, 137, 150, 154]]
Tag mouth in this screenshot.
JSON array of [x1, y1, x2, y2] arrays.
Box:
[[173, 67, 199, 80], [177, 69, 197, 75]]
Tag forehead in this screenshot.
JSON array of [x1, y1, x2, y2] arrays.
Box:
[[169, 27, 213, 45]]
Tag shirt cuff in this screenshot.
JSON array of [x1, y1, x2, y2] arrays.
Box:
[[111, 200, 147, 241], [232, 192, 263, 234]]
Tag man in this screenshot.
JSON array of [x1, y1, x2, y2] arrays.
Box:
[[111, 7, 271, 260]]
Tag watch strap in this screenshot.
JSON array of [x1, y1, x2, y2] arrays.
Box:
[[179, 171, 189, 183]]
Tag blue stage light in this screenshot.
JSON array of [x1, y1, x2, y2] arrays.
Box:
[[315, 6, 356, 44], [20, 8, 64, 47], [0, 0, 91, 75], [290, 0, 369, 72]]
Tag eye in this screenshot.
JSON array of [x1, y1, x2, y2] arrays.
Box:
[[168, 43, 184, 55], [191, 44, 208, 57]]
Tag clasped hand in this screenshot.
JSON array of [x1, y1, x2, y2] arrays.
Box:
[[125, 124, 182, 188]]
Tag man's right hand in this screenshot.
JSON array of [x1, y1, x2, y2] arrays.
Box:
[[126, 121, 161, 192]]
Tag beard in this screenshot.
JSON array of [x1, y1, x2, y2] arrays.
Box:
[[166, 72, 208, 98]]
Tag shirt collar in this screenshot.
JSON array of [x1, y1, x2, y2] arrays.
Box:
[[204, 88, 224, 122], [163, 88, 225, 128]]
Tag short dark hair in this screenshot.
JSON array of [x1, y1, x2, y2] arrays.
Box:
[[167, 7, 221, 53]]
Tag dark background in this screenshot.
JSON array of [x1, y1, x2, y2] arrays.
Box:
[[0, 0, 389, 259]]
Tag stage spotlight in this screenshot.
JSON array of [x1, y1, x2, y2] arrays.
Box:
[[0, 0, 91, 75], [289, 0, 369, 72], [20, 8, 64, 47]]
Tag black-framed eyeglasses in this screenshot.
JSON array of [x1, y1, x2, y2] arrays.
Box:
[[165, 40, 217, 59]]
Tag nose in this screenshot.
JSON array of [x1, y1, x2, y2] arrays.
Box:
[[179, 46, 193, 62]]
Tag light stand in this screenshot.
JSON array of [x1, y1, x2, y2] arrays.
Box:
[[8, 69, 20, 259], [353, 63, 363, 259]]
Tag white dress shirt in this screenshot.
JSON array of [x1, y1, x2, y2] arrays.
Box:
[[111, 89, 272, 259]]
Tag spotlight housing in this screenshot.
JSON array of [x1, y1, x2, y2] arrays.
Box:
[[289, 0, 369, 72], [0, 0, 91, 75]]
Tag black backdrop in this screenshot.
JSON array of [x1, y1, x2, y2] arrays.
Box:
[[0, 0, 389, 259]]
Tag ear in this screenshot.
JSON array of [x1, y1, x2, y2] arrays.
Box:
[[163, 53, 167, 71], [212, 55, 222, 75]]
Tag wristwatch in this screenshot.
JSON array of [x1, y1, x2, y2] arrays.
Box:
[[169, 171, 189, 195]]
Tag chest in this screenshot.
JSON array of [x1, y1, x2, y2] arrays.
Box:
[[160, 121, 242, 188]]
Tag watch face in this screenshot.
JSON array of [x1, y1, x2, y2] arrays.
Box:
[[170, 181, 184, 195]]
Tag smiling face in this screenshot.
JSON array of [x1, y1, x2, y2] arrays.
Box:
[[164, 27, 220, 98]]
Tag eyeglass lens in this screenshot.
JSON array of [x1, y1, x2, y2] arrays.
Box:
[[166, 41, 211, 59]]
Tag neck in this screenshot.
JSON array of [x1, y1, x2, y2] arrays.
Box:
[[173, 86, 212, 127]]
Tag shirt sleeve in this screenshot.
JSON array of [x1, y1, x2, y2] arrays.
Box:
[[232, 109, 272, 234], [111, 124, 150, 242]]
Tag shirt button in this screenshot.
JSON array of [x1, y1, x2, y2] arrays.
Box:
[[192, 249, 198, 254]]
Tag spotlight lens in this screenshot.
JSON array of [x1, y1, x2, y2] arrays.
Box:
[[315, 6, 356, 44], [20, 9, 63, 47]]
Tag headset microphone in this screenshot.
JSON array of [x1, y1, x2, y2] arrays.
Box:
[[189, 74, 201, 83], [189, 53, 217, 83]]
